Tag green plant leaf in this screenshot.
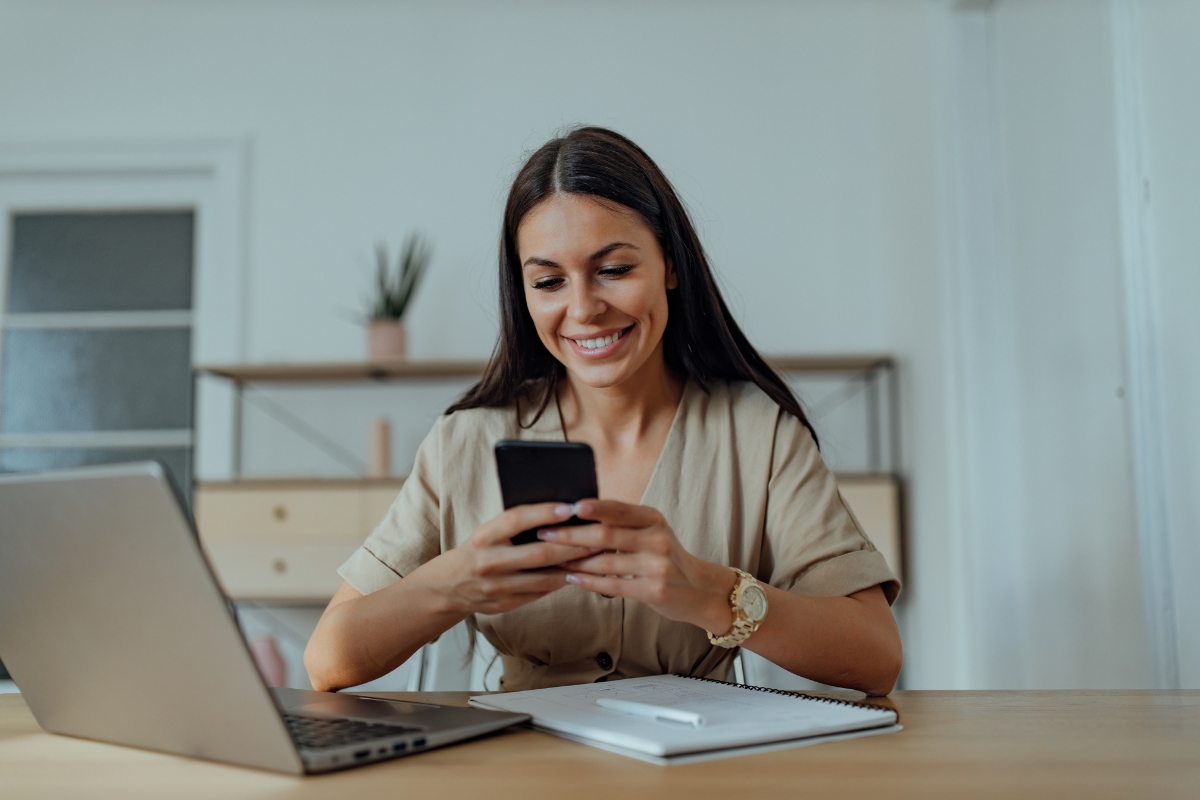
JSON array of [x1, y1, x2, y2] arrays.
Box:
[[365, 232, 432, 321]]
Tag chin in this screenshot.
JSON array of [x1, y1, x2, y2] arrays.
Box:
[[562, 360, 635, 389]]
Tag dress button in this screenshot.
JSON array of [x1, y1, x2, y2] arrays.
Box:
[[596, 652, 613, 671]]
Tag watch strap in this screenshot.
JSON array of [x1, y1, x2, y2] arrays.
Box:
[[707, 568, 764, 649]]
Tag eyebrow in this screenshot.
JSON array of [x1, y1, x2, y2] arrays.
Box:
[[522, 241, 640, 270]]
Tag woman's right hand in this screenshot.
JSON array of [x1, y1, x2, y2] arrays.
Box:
[[414, 502, 596, 616], [306, 502, 591, 691]]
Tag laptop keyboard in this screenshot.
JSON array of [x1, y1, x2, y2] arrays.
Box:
[[283, 713, 418, 750]]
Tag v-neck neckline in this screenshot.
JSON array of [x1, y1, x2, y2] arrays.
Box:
[[527, 379, 692, 507], [634, 379, 689, 507]]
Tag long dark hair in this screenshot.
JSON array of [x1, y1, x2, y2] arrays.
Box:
[[448, 126, 815, 442]]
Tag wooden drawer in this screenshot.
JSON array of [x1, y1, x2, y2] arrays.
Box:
[[194, 479, 404, 601], [194, 479, 405, 542], [836, 473, 904, 584], [201, 540, 361, 601]]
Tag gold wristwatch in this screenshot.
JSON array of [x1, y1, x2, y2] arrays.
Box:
[[707, 568, 769, 648]]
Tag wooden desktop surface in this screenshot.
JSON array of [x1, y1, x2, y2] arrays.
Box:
[[2, 689, 1198, 799]]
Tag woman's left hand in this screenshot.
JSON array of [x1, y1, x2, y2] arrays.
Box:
[[538, 499, 738, 635]]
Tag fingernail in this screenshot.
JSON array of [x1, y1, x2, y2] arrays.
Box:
[[555, 504, 574, 518], [570, 502, 583, 516], [565, 573, 581, 584], [537, 529, 558, 541]]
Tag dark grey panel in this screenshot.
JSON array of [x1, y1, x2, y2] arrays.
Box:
[[0, 448, 192, 508], [0, 329, 192, 432], [7, 212, 194, 312]]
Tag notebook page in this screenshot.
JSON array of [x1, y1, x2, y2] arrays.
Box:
[[470, 674, 896, 757]]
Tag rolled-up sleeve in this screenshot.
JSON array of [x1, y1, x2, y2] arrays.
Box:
[[338, 416, 444, 595], [762, 411, 900, 604]]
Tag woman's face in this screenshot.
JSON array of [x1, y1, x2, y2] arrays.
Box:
[[517, 193, 677, 390]]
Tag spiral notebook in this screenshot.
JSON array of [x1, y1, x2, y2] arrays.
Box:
[[468, 674, 900, 765]]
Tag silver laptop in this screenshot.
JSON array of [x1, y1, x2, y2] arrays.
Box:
[[0, 462, 528, 774]]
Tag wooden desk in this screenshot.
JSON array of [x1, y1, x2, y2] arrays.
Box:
[[2, 690, 1198, 799]]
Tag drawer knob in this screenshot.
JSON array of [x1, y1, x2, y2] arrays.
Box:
[[272, 558, 288, 574], [273, 505, 287, 521]]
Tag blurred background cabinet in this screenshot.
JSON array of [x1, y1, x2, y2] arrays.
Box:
[[194, 477, 404, 601]]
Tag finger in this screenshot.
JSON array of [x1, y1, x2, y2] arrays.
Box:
[[475, 542, 595, 574], [571, 499, 661, 529], [474, 502, 575, 546], [478, 592, 554, 614], [473, 569, 570, 597], [563, 572, 639, 599], [538, 523, 650, 553], [561, 552, 657, 577]]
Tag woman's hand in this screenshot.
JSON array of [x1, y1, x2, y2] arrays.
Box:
[[417, 502, 598, 616], [305, 502, 592, 692], [539, 499, 738, 635]]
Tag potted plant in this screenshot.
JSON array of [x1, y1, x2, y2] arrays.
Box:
[[365, 232, 431, 360]]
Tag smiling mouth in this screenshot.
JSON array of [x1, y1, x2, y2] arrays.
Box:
[[568, 326, 633, 351]]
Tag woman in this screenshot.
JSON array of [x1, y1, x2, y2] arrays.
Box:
[[305, 127, 902, 695]]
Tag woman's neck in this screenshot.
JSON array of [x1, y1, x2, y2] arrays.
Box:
[[557, 347, 684, 451]]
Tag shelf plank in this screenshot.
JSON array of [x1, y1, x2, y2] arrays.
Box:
[[195, 359, 488, 382], [195, 355, 892, 383], [195, 476, 407, 490], [768, 355, 893, 373], [195, 471, 891, 489]]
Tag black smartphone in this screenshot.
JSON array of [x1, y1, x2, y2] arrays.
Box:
[[494, 440, 599, 545]]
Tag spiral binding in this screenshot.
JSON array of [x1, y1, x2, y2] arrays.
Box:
[[675, 674, 894, 714]]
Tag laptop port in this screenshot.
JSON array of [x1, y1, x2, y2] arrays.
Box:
[[393, 742, 407, 752], [413, 737, 426, 748], [354, 749, 370, 760]]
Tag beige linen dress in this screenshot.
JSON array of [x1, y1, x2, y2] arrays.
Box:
[[339, 379, 899, 691]]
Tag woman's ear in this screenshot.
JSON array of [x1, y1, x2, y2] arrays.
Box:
[[665, 258, 679, 290]]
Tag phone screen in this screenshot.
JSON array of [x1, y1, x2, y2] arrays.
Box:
[[494, 441, 598, 545]]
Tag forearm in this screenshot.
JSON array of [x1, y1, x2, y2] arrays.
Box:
[[738, 584, 902, 696], [304, 568, 466, 692], [552, 505, 903, 696]]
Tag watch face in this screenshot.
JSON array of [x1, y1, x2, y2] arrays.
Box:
[[741, 584, 768, 622]]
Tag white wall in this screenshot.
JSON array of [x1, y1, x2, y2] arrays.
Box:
[[1, 0, 1194, 689], [991, 0, 1150, 687], [1138, 0, 1200, 688], [931, 0, 1200, 689]]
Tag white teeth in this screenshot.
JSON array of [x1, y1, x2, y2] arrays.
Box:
[[573, 331, 622, 349]]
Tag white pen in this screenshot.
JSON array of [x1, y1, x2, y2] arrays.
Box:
[[595, 697, 706, 728]]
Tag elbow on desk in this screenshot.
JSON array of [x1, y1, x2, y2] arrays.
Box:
[[303, 618, 360, 693], [822, 624, 903, 697], [860, 636, 903, 697], [302, 639, 342, 693], [863, 654, 902, 697]]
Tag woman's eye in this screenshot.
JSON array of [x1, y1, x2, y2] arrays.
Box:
[[599, 265, 633, 278], [532, 277, 563, 290]]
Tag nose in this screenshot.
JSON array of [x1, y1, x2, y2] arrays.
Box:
[[567, 279, 607, 323]]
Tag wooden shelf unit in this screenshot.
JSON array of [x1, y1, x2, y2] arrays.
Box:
[[193, 471, 902, 602], [193, 355, 903, 601]]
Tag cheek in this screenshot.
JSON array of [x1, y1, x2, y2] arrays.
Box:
[[524, 289, 563, 342], [621, 279, 669, 329]]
